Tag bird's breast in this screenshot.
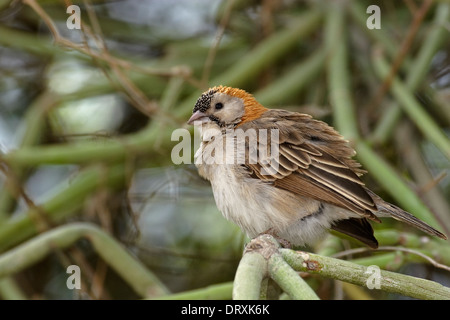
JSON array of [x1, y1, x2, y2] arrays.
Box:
[[192, 129, 357, 246]]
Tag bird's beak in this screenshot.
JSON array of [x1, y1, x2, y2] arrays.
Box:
[[188, 111, 209, 125]]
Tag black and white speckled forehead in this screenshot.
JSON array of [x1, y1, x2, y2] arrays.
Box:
[[193, 88, 218, 113]]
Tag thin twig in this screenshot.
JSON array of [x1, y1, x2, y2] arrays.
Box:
[[201, 0, 235, 89], [403, 0, 418, 15], [23, 0, 189, 126], [418, 171, 447, 195], [367, 0, 433, 113], [0, 163, 52, 233], [332, 246, 450, 272], [23, 0, 195, 78], [0, 222, 170, 297]]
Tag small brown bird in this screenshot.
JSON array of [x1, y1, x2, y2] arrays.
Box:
[[188, 86, 447, 248]]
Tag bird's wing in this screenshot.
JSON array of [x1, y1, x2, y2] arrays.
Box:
[[239, 110, 380, 222]]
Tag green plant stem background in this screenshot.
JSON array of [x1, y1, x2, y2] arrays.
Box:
[[0, 0, 449, 300]]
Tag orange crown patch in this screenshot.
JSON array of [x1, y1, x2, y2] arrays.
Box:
[[210, 86, 268, 125]]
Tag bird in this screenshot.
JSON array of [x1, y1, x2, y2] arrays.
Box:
[[187, 85, 447, 249]]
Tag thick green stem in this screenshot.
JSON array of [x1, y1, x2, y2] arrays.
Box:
[[0, 222, 169, 298], [0, 92, 59, 219], [233, 251, 267, 300], [374, 229, 450, 265], [154, 282, 233, 300], [0, 278, 27, 300], [370, 3, 450, 144], [268, 251, 319, 300], [1, 118, 176, 167], [234, 234, 450, 300], [0, 164, 125, 252], [348, 2, 399, 60], [372, 52, 450, 160], [234, 234, 319, 300], [1, 10, 322, 169], [323, 3, 444, 237], [326, 4, 359, 142], [281, 249, 450, 300], [254, 49, 326, 106], [211, 10, 322, 89]]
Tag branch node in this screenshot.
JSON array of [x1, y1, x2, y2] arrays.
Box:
[[244, 234, 280, 259]]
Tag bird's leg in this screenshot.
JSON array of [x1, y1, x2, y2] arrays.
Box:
[[259, 228, 292, 249]]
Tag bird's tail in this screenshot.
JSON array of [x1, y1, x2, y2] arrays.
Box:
[[369, 190, 447, 240]]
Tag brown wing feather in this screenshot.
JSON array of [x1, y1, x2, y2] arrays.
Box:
[[331, 218, 379, 248], [301, 166, 375, 208], [240, 110, 380, 222], [274, 174, 379, 220]]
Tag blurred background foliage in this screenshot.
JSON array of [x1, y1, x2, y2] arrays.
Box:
[[0, 0, 449, 300]]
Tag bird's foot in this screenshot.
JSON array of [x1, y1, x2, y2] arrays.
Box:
[[259, 228, 292, 249]]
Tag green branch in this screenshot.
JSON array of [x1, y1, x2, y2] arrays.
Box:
[[155, 282, 233, 300], [0, 222, 169, 298], [370, 3, 450, 143], [281, 248, 450, 300], [378, 231, 450, 265], [0, 164, 125, 252], [348, 2, 400, 60], [1, 10, 322, 169], [268, 249, 319, 300], [232, 234, 450, 300], [254, 49, 326, 107], [325, 4, 359, 141], [176, 9, 322, 121], [321, 2, 445, 239], [233, 247, 268, 299], [211, 10, 322, 89], [233, 234, 319, 300], [372, 52, 450, 160], [0, 91, 59, 220]]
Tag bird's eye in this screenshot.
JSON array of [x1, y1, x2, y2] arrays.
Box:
[[215, 102, 224, 110]]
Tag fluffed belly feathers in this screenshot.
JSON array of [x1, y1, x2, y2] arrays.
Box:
[[195, 146, 359, 247]]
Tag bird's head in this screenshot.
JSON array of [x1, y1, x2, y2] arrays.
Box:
[[188, 86, 268, 128]]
